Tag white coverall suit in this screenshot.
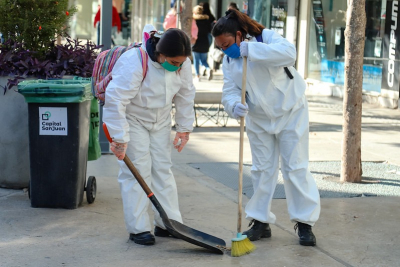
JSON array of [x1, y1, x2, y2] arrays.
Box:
[[222, 29, 320, 226], [103, 26, 195, 234]]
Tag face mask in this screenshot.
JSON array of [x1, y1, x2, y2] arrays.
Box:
[[222, 35, 241, 58], [222, 43, 241, 58], [161, 58, 182, 72]]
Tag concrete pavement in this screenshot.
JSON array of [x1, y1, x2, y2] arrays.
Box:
[[1, 73, 400, 267]]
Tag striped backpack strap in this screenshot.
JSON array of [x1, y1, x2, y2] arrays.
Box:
[[135, 45, 149, 80]]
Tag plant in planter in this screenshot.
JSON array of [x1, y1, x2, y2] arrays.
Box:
[[0, 0, 100, 189]]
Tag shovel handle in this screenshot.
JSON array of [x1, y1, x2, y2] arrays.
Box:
[[102, 123, 153, 197]]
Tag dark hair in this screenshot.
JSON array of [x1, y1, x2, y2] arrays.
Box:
[[155, 28, 191, 57], [200, 2, 213, 17], [212, 9, 265, 38], [228, 2, 239, 11]]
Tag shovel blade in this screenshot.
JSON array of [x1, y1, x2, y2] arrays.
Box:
[[165, 219, 226, 254]]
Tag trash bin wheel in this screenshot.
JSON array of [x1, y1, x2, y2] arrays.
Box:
[[86, 176, 97, 204]]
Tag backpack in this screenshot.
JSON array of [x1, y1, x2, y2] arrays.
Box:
[[91, 42, 148, 105]]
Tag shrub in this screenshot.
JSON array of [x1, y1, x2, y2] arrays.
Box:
[[0, 0, 101, 93], [0, 0, 77, 56], [0, 38, 101, 94]]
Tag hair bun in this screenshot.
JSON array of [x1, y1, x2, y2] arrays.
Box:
[[225, 8, 239, 18], [225, 9, 233, 16]]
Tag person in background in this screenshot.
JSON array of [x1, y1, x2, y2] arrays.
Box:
[[113, 0, 128, 21], [212, 9, 320, 246], [199, 2, 217, 73], [103, 25, 195, 246], [192, 5, 213, 83], [199, 2, 216, 47], [228, 2, 240, 11], [94, 3, 121, 45], [163, 1, 198, 45]]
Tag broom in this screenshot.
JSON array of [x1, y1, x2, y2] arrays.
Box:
[[231, 52, 256, 257]]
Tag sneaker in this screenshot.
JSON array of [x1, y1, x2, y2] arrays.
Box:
[[294, 222, 316, 246], [129, 231, 155, 245], [208, 69, 213, 80], [194, 76, 200, 83], [242, 219, 271, 241], [154, 226, 173, 237], [202, 68, 207, 76]]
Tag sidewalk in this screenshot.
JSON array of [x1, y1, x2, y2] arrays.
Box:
[[1, 76, 400, 266]]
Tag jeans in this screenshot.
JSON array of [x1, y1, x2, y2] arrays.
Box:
[[192, 52, 210, 76]]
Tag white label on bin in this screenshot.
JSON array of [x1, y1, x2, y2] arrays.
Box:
[[39, 107, 68, 136]]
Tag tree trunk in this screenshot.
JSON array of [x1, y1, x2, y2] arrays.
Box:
[[179, 0, 193, 40], [341, 0, 366, 183]]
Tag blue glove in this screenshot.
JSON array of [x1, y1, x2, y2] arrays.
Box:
[[240, 41, 249, 57], [233, 103, 249, 119]]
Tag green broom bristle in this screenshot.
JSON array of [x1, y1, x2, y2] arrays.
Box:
[[231, 234, 256, 257]]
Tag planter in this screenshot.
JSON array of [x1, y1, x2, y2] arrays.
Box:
[[0, 77, 30, 188]]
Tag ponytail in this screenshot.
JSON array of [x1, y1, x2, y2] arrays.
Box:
[[211, 9, 265, 38]]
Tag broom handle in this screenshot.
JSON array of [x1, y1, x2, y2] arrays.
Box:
[[238, 55, 247, 234]]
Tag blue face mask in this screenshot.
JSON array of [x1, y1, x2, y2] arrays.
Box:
[[222, 42, 241, 58], [161, 59, 182, 72]]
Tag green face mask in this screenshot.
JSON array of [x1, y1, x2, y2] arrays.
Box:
[[161, 59, 182, 72]]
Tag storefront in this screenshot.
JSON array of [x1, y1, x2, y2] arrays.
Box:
[[218, 0, 299, 45], [130, 0, 171, 42], [72, 0, 300, 50], [304, 0, 400, 108]]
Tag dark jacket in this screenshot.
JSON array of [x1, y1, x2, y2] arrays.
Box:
[[192, 14, 211, 53]]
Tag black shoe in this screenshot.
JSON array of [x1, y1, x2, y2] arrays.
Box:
[[129, 231, 155, 245], [242, 219, 271, 241], [154, 226, 173, 237], [294, 222, 316, 246]]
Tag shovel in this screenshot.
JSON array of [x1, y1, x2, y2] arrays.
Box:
[[103, 123, 226, 254]]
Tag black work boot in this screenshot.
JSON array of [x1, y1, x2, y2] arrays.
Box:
[[129, 231, 155, 245], [242, 219, 272, 241], [294, 222, 316, 246], [154, 226, 173, 237]]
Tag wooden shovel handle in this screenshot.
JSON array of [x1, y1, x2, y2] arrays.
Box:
[[103, 123, 153, 196]]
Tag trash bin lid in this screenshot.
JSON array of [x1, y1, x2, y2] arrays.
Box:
[[18, 79, 93, 103]]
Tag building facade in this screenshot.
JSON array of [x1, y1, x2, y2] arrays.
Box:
[[298, 0, 400, 108], [71, 0, 400, 108]]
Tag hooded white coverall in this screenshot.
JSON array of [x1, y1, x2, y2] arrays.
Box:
[[221, 29, 320, 226], [103, 25, 195, 234]]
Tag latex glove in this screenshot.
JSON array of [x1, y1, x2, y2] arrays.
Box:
[[173, 132, 190, 152], [110, 142, 127, 160], [233, 103, 249, 119], [240, 41, 249, 57]]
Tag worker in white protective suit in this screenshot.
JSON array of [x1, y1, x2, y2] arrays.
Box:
[[103, 25, 195, 246], [212, 9, 320, 246]]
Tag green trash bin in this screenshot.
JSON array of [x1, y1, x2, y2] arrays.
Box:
[[73, 77, 101, 161], [18, 79, 97, 209], [88, 97, 101, 161]]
